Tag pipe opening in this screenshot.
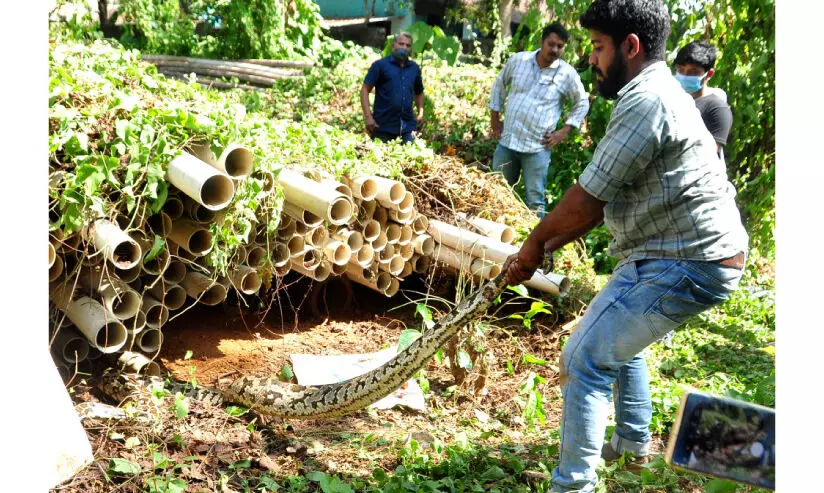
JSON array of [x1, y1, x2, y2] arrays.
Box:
[[49, 255, 64, 282], [148, 212, 172, 237], [112, 241, 141, 269], [138, 329, 163, 353], [48, 243, 56, 268], [61, 338, 90, 364], [163, 260, 187, 284], [329, 197, 353, 225], [200, 284, 227, 306], [194, 206, 216, 224], [246, 245, 266, 267], [96, 322, 127, 353], [287, 236, 305, 256], [223, 147, 254, 178], [114, 261, 142, 282], [372, 231, 388, 252], [359, 179, 378, 201], [144, 303, 169, 329], [200, 174, 234, 210], [163, 196, 184, 220], [122, 311, 147, 333], [500, 228, 516, 244], [187, 230, 213, 256], [331, 263, 347, 275], [413, 214, 429, 234], [164, 284, 188, 310], [273, 242, 290, 267], [109, 290, 141, 319], [143, 248, 170, 276], [386, 224, 401, 244], [375, 272, 392, 291], [399, 226, 413, 245], [388, 183, 406, 204], [362, 220, 380, 242], [398, 191, 414, 212], [384, 278, 400, 297]]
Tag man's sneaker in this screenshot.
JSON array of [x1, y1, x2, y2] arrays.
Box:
[[601, 442, 650, 471]]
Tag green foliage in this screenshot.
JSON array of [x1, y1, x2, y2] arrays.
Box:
[[384, 22, 463, 66], [118, 0, 324, 60]]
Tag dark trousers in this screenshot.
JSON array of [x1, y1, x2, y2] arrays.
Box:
[[372, 131, 415, 144]]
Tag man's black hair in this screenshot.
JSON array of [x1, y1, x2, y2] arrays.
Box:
[[542, 22, 570, 43], [579, 0, 671, 61], [674, 41, 718, 71]]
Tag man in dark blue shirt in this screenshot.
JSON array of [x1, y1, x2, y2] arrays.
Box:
[[360, 32, 425, 144]]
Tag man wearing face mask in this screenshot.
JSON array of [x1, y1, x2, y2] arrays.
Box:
[[489, 23, 590, 218], [674, 41, 733, 159], [360, 32, 424, 144], [501, 1, 748, 491]]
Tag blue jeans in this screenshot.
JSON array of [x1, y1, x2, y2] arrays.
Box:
[[551, 258, 743, 492], [492, 144, 551, 217]]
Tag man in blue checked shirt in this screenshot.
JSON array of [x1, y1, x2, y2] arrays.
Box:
[[489, 23, 590, 217], [360, 32, 424, 144], [502, 0, 748, 491]]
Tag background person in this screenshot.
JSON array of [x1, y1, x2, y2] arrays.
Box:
[[501, 1, 749, 491], [488, 23, 590, 217], [674, 41, 733, 159], [360, 32, 424, 144]]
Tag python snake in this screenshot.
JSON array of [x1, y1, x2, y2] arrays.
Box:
[[99, 274, 509, 419]]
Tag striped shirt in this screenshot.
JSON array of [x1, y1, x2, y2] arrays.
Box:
[[489, 50, 590, 153], [578, 62, 748, 264]]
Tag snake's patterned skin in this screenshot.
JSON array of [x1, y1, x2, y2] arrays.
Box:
[[99, 275, 508, 419]]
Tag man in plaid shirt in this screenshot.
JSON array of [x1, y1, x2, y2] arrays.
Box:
[[489, 23, 590, 217], [502, 0, 749, 491]]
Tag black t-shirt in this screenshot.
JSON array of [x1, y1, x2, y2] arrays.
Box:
[[695, 94, 733, 146]]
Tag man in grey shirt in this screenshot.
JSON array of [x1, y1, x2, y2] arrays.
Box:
[[501, 0, 748, 491], [489, 23, 590, 217]]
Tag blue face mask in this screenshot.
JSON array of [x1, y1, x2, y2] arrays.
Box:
[[392, 48, 411, 63], [675, 72, 705, 94]]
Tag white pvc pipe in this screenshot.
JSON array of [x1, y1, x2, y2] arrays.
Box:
[[64, 296, 127, 353], [357, 199, 377, 222], [181, 271, 227, 306], [147, 282, 187, 311], [399, 243, 414, 261], [162, 259, 187, 284], [121, 310, 147, 334], [374, 206, 389, 228], [136, 328, 163, 353], [371, 176, 406, 204], [361, 219, 381, 242], [399, 225, 413, 246], [333, 229, 364, 253], [389, 208, 414, 225], [344, 176, 378, 201], [166, 152, 234, 211], [283, 201, 323, 228], [428, 219, 509, 263], [397, 191, 415, 213], [287, 235, 306, 257], [523, 270, 570, 296], [378, 243, 396, 262], [191, 142, 254, 180], [53, 230, 80, 253], [48, 242, 56, 269], [253, 169, 276, 193], [278, 169, 353, 226], [378, 255, 404, 276], [245, 245, 266, 267], [140, 294, 169, 329], [114, 260, 142, 283], [372, 231, 388, 252], [147, 212, 173, 238], [323, 240, 352, 266], [456, 212, 517, 244], [434, 244, 502, 280], [294, 220, 312, 236], [384, 278, 400, 297], [49, 254, 64, 282], [277, 216, 296, 239], [412, 213, 429, 234], [331, 262, 347, 276], [412, 234, 435, 256], [118, 351, 162, 376], [352, 243, 374, 268], [91, 220, 142, 269], [142, 245, 171, 277], [385, 223, 401, 245], [230, 265, 262, 295], [400, 261, 413, 278], [183, 198, 216, 224], [162, 195, 184, 220], [305, 227, 329, 248], [272, 241, 290, 267], [51, 327, 90, 365], [411, 254, 431, 274], [345, 265, 392, 293], [275, 262, 292, 277], [169, 220, 213, 257], [291, 258, 331, 282], [98, 278, 141, 320]]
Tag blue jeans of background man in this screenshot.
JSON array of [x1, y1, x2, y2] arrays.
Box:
[[492, 143, 551, 217], [550, 258, 743, 492]]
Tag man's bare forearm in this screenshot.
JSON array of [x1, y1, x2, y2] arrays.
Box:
[[525, 183, 605, 252], [360, 85, 373, 119]]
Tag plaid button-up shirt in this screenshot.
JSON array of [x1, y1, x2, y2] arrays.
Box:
[[489, 50, 590, 153], [579, 62, 748, 263]]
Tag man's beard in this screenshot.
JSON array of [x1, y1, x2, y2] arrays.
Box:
[[594, 52, 628, 100]]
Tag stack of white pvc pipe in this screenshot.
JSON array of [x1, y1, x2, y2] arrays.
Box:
[[428, 218, 571, 296]]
